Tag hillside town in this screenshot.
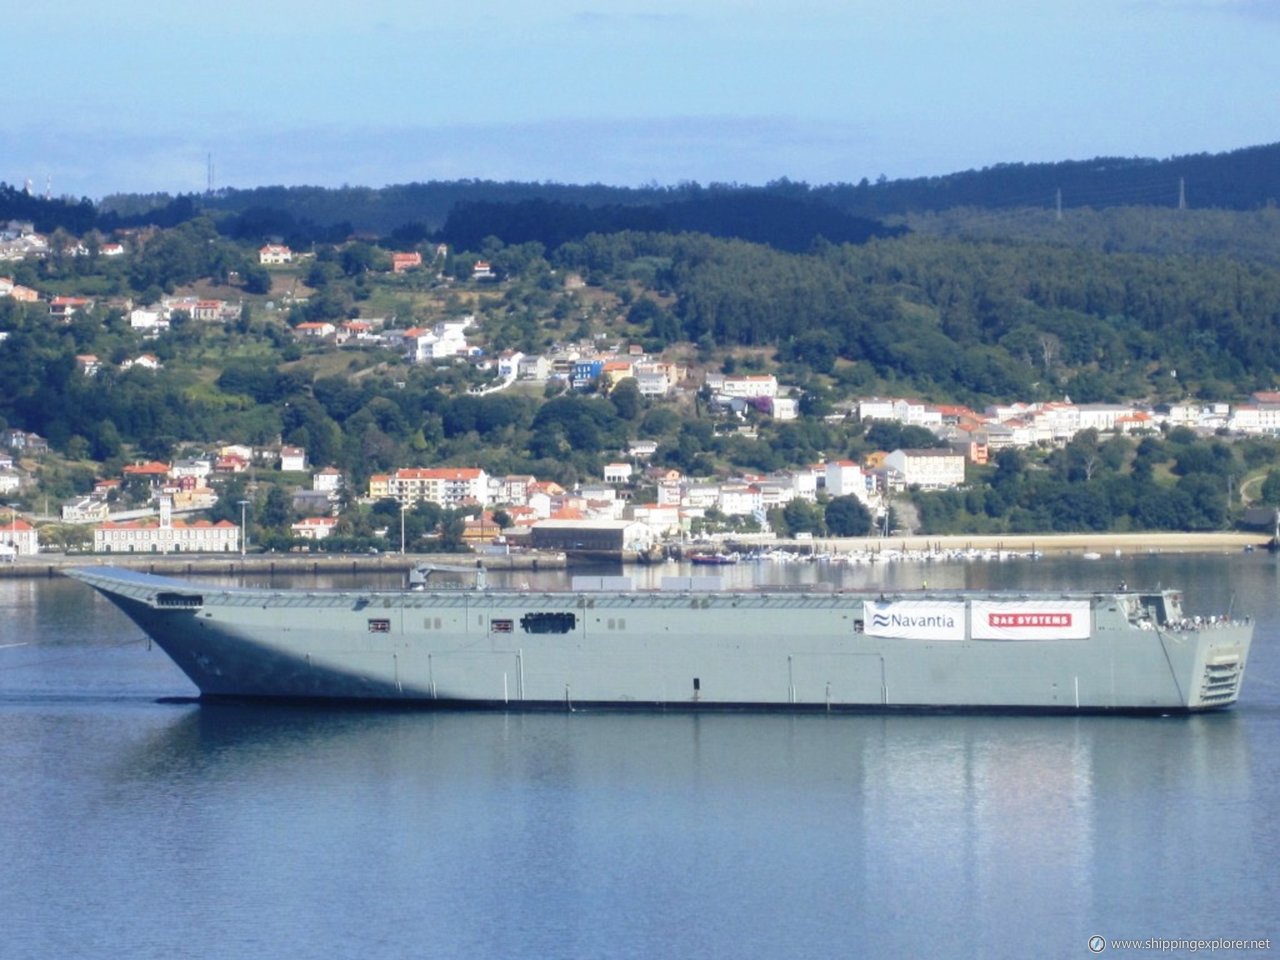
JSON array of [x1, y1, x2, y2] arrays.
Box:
[[5, 217, 1280, 558], [4, 378, 1280, 558]]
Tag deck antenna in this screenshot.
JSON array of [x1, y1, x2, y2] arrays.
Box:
[[1055, 187, 1063, 222], [207, 153, 215, 194], [1178, 177, 1186, 210]]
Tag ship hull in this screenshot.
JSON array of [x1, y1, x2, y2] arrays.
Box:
[[69, 567, 1253, 712]]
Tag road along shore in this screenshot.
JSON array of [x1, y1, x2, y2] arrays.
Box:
[[752, 531, 1266, 556]]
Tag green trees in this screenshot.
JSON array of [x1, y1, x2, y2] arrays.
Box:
[[825, 496, 873, 536]]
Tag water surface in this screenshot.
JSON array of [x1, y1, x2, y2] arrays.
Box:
[[2, 555, 1276, 959]]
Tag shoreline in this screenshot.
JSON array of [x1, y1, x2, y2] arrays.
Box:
[[0, 551, 567, 579], [0, 531, 1267, 579], [751, 532, 1268, 556]]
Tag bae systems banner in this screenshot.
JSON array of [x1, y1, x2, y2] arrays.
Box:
[[865, 601, 967, 641], [970, 600, 1091, 640]]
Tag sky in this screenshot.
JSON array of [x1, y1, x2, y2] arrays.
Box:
[[4, 0, 1278, 199]]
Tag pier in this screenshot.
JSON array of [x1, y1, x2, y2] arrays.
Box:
[[0, 550, 567, 580]]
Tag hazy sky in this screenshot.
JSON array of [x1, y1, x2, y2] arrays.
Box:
[[5, 0, 1277, 198]]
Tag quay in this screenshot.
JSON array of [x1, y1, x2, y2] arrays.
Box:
[[0, 551, 566, 580]]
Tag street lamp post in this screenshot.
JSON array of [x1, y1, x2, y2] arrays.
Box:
[[238, 500, 250, 558]]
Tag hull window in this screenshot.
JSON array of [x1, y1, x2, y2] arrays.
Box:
[[368, 619, 391, 633], [491, 619, 514, 633]]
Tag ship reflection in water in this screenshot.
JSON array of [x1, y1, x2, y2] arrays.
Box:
[[63, 702, 1255, 959]]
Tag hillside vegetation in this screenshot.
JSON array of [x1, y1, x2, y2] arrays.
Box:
[[4, 141, 1280, 537]]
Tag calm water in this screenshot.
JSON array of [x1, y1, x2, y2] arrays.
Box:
[[2, 555, 1278, 960]]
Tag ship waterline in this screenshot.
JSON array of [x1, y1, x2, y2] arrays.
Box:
[[67, 566, 1252, 712]]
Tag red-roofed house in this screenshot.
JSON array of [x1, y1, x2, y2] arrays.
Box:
[[76, 354, 102, 376], [259, 244, 292, 264], [214, 454, 250, 474], [0, 510, 38, 557], [461, 511, 503, 545], [191, 300, 225, 322], [391, 252, 422, 273], [121, 354, 162, 371], [50, 296, 94, 320], [291, 516, 339, 540], [123, 461, 172, 487]]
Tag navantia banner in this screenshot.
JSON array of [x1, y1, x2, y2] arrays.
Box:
[[970, 600, 1091, 640], [865, 601, 966, 640]]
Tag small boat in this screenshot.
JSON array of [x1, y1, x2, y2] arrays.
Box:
[[689, 552, 738, 566]]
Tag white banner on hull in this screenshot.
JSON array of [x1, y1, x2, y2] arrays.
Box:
[[970, 600, 1091, 640], [865, 601, 966, 640]]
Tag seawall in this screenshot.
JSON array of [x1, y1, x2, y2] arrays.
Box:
[[0, 551, 567, 580]]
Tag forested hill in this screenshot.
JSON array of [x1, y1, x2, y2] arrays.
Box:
[[181, 140, 1280, 229], [7, 141, 1280, 244], [439, 194, 905, 254], [813, 141, 1280, 217]]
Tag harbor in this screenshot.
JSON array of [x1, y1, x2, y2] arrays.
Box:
[[0, 531, 1265, 579], [0, 549, 566, 580]]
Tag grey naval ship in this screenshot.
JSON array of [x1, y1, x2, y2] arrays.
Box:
[[68, 565, 1253, 712]]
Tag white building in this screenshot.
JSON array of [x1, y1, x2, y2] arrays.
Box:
[[403, 319, 473, 362], [883, 449, 966, 489], [1027, 402, 1080, 445], [121, 354, 162, 372], [259, 244, 293, 264], [291, 517, 339, 540], [170, 458, 212, 481], [769, 397, 799, 421], [280, 446, 307, 472], [0, 511, 38, 556], [603, 463, 633, 484], [496, 351, 524, 378], [717, 484, 762, 517], [61, 498, 111, 523], [129, 308, 170, 334], [94, 513, 239, 554], [627, 502, 683, 538], [859, 397, 939, 426], [517, 356, 550, 380], [825, 460, 871, 502], [716, 375, 778, 399], [313, 467, 344, 493], [371, 467, 490, 508], [1076, 404, 1137, 433], [1229, 403, 1280, 435], [683, 484, 721, 509]]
